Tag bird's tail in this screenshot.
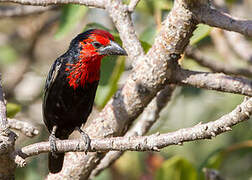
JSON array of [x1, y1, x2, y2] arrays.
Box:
[[48, 152, 65, 173], [48, 133, 70, 174]]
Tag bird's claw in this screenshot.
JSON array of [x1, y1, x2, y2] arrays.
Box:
[[76, 127, 91, 154], [49, 126, 58, 158]]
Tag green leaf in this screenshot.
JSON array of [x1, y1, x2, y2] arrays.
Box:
[[6, 103, 21, 118], [155, 156, 197, 180], [55, 4, 88, 39], [190, 24, 212, 45]]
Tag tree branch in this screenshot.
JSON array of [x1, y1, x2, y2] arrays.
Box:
[[224, 31, 252, 64], [171, 67, 252, 97], [0, 75, 17, 180], [105, 0, 144, 61], [0, 75, 8, 134], [128, 0, 141, 12], [14, 97, 252, 166], [0, 0, 105, 8], [186, 47, 252, 78], [8, 118, 39, 138], [0, 5, 55, 18], [214, 0, 252, 64], [90, 85, 175, 178], [195, 5, 252, 37], [210, 28, 236, 62]]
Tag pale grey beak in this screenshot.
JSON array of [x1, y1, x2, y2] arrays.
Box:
[[98, 40, 127, 56]]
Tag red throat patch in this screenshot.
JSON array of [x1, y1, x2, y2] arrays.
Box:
[[65, 41, 103, 89]]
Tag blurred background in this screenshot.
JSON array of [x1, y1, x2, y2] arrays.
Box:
[[0, 0, 252, 179]]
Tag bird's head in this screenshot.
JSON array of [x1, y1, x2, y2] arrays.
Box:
[[70, 29, 127, 57], [66, 29, 127, 89]]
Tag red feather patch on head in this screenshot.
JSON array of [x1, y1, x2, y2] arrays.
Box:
[[87, 29, 114, 47], [90, 29, 114, 41]]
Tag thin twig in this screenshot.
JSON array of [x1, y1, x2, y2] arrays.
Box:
[[224, 31, 252, 63], [186, 47, 252, 78], [210, 28, 237, 63], [8, 119, 39, 138], [214, 0, 252, 64]]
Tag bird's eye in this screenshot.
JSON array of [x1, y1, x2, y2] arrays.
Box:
[[92, 41, 102, 49]]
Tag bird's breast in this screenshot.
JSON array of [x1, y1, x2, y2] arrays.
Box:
[[65, 56, 102, 89]]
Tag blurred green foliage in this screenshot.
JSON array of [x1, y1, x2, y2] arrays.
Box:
[[155, 156, 197, 180], [55, 4, 88, 39], [6, 103, 21, 118], [95, 57, 125, 108], [0, 45, 17, 65], [190, 24, 212, 45]]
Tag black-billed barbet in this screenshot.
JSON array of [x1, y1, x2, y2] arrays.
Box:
[[43, 29, 127, 173]]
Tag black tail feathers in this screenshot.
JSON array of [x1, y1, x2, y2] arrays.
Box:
[[48, 152, 64, 173]]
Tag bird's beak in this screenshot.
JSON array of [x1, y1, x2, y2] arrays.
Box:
[[98, 40, 127, 56]]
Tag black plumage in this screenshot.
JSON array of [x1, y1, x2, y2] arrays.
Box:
[[42, 29, 127, 173]]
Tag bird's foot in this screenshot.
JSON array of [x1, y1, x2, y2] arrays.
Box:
[[76, 127, 91, 154], [49, 126, 58, 158]]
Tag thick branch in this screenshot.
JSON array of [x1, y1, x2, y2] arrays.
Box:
[[0, 0, 105, 8], [195, 5, 252, 37], [171, 67, 252, 97], [15, 97, 252, 164]]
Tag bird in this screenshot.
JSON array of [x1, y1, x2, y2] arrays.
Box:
[[43, 29, 127, 173]]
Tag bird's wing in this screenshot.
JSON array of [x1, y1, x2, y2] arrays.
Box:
[[44, 56, 63, 92]]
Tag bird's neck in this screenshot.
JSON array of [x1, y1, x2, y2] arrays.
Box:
[[65, 56, 103, 89]]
